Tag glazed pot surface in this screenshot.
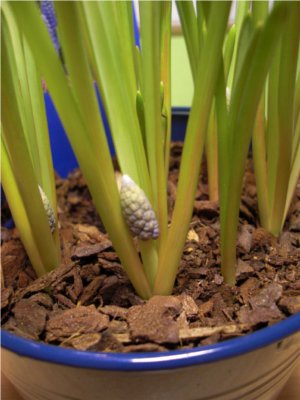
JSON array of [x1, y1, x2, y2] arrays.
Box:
[[2, 319, 300, 400]]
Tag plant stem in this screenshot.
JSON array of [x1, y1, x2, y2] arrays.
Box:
[[160, 1, 172, 183], [10, 1, 152, 299], [252, 96, 269, 229], [206, 103, 219, 201], [227, 0, 250, 90], [175, 0, 198, 81], [139, 1, 168, 248], [154, 2, 231, 295], [269, 3, 300, 235], [1, 137, 48, 277], [219, 3, 288, 283]]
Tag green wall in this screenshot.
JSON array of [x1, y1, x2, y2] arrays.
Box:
[[171, 36, 193, 107]]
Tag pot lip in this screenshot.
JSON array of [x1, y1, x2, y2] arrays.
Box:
[[1, 313, 300, 371]]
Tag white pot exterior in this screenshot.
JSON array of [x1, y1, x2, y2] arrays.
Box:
[[2, 329, 300, 400]]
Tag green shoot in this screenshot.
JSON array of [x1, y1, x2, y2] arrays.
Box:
[[216, 2, 290, 284], [176, 1, 221, 202], [1, 3, 60, 276], [160, 1, 172, 183], [252, 2, 300, 236], [9, 1, 152, 299], [154, 2, 231, 294]]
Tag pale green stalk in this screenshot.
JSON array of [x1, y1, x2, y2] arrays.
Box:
[[295, 69, 300, 122], [201, 1, 218, 202], [176, 0, 198, 81], [219, 17, 259, 221], [160, 1, 172, 182], [223, 25, 236, 81], [270, 4, 300, 235], [230, 15, 255, 97], [252, 96, 269, 229], [206, 103, 219, 201], [196, 1, 207, 58], [293, 112, 300, 163], [80, 2, 151, 196], [199, 1, 218, 202], [227, 0, 250, 90], [23, 39, 57, 212], [218, 4, 288, 284], [55, 2, 107, 161], [139, 1, 168, 248], [2, 27, 60, 275], [215, 62, 229, 232], [3, 3, 56, 210], [80, 1, 159, 288], [266, 45, 281, 215], [251, 2, 269, 230], [1, 137, 47, 277], [2, 5, 60, 275], [136, 90, 146, 149], [283, 145, 300, 222], [154, 2, 231, 295], [177, 0, 219, 202], [113, 1, 138, 92], [252, 1, 269, 24], [10, 1, 151, 299], [284, 58, 300, 220], [2, 5, 40, 179]]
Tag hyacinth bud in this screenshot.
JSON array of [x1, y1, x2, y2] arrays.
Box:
[[120, 175, 159, 240], [38, 186, 56, 233], [40, 1, 60, 53], [40, 1, 57, 28]]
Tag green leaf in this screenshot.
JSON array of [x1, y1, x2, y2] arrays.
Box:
[[1, 10, 60, 274], [9, 1, 152, 299], [154, 1, 231, 295], [176, 0, 199, 81], [270, 3, 300, 235], [139, 1, 168, 246], [219, 3, 288, 283]]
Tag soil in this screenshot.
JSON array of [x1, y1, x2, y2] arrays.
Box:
[[1, 143, 300, 353]]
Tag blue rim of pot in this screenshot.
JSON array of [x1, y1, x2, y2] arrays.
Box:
[[2, 314, 300, 371]]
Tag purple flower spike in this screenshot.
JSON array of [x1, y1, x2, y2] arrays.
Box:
[[40, 1, 59, 53]]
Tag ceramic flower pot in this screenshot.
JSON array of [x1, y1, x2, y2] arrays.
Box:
[[2, 314, 300, 400], [2, 97, 300, 400]]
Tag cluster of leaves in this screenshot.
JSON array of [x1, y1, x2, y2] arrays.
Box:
[[1, 1, 299, 299], [178, 1, 300, 283]]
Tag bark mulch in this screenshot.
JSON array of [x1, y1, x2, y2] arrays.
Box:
[[1, 144, 300, 352]]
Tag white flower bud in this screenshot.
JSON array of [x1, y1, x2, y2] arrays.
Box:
[[119, 175, 159, 240], [38, 186, 56, 233]]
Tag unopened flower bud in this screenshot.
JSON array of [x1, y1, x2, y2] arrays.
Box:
[[38, 186, 56, 233], [119, 175, 159, 240]]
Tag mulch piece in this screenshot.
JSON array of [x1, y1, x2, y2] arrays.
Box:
[[1, 143, 300, 352]]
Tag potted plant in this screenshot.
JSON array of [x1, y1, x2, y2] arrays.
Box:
[[1, 1, 300, 400]]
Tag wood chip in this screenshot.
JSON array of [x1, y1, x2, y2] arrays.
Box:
[[71, 241, 112, 260], [237, 224, 254, 254], [1, 287, 13, 309], [99, 305, 128, 320], [61, 333, 102, 351], [46, 305, 109, 342], [11, 299, 48, 340], [279, 296, 300, 315], [127, 296, 182, 344], [177, 294, 199, 320]]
